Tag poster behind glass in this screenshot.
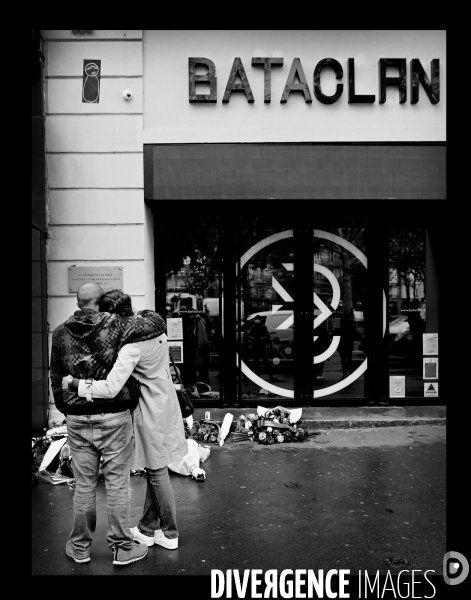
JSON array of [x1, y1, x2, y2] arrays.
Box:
[[388, 228, 427, 397]]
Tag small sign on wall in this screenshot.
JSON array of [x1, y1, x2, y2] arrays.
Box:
[[83, 59, 101, 103], [167, 318, 183, 340], [424, 382, 438, 397], [423, 358, 438, 379], [390, 375, 405, 398], [68, 266, 123, 293], [423, 333, 438, 355], [169, 341, 184, 363]]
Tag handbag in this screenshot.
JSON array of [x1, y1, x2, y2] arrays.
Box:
[[169, 351, 195, 419]]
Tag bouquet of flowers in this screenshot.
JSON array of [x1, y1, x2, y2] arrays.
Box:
[[193, 420, 220, 443], [233, 407, 307, 445], [32, 435, 52, 482]]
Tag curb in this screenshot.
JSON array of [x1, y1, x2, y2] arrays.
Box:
[[195, 417, 446, 431], [305, 418, 446, 430]]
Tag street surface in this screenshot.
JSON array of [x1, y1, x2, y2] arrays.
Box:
[[32, 425, 445, 576]]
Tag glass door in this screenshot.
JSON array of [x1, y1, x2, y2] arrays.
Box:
[[312, 225, 368, 399], [236, 219, 296, 403], [161, 215, 222, 404], [235, 220, 372, 403]]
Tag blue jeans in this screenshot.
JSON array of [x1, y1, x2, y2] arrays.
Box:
[[66, 410, 134, 558], [138, 467, 178, 540]]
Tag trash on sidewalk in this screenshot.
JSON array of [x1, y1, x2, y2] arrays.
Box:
[[284, 481, 302, 488]]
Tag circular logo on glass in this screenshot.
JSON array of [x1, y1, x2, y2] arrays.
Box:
[[236, 229, 386, 398]]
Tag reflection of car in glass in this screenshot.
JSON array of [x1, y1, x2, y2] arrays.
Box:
[[388, 315, 411, 344], [167, 293, 197, 311], [239, 310, 366, 348]]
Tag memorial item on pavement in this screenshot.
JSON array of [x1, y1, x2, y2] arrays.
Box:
[[232, 406, 307, 445]]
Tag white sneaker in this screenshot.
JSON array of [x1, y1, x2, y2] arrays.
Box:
[[130, 526, 154, 547], [154, 529, 178, 549]]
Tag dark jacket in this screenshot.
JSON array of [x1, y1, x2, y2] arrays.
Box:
[[337, 317, 356, 353], [248, 322, 270, 346], [50, 308, 166, 415]]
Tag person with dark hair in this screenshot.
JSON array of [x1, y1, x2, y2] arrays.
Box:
[[247, 315, 277, 381], [314, 321, 331, 382], [63, 289, 187, 553], [50, 283, 166, 566], [99, 289, 134, 316]]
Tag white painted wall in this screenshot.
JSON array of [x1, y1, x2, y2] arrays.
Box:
[[142, 30, 445, 143], [43, 30, 153, 422]]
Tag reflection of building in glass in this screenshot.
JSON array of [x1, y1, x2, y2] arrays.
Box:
[[389, 267, 425, 314], [243, 243, 294, 315], [314, 246, 342, 305], [388, 228, 426, 316], [167, 263, 221, 306]]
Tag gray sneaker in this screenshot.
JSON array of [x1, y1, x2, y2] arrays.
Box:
[[112, 541, 148, 566], [65, 539, 90, 563]]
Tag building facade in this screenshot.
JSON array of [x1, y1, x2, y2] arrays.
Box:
[[36, 30, 446, 429]]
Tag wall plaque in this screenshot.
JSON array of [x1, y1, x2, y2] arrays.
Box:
[[68, 266, 123, 293]]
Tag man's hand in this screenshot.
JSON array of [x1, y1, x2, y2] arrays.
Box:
[[62, 375, 73, 391]]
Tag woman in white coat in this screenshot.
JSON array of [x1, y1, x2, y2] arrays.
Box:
[[66, 290, 188, 550]]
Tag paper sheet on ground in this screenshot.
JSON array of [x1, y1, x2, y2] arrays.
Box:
[[168, 439, 209, 479], [219, 413, 234, 446], [39, 437, 68, 472]]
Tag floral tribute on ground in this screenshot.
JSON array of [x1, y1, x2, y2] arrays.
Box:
[[192, 420, 220, 444], [234, 406, 307, 445]]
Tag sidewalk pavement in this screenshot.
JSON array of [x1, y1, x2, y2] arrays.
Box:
[[192, 405, 446, 429]]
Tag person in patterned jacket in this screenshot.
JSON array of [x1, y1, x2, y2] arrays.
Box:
[[63, 289, 188, 555], [49, 282, 166, 567]]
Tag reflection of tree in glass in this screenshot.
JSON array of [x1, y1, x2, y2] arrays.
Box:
[[315, 227, 365, 315], [389, 228, 425, 303], [241, 232, 294, 316], [182, 251, 214, 296], [165, 221, 219, 297]]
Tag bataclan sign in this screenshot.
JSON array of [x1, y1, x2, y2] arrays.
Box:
[[188, 57, 439, 105]]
